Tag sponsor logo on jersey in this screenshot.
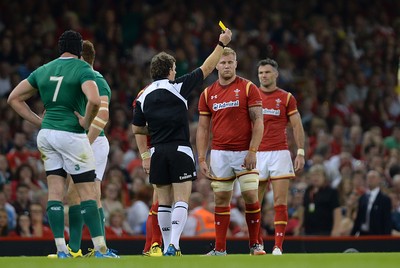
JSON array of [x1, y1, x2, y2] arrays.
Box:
[[262, 108, 281, 116], [212, 100, 239, 111], [211, 95, 218, 99]]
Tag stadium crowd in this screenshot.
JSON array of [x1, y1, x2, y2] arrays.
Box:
[[1, 0, 400, 240]]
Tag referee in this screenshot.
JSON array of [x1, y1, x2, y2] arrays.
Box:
[[132, 27, 232, 256]]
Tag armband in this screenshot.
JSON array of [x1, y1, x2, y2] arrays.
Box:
[[141, 151, 151, 160], [249, 147, 257, 153], [297, 149, 305, 156], [218, 41, 226, 48]]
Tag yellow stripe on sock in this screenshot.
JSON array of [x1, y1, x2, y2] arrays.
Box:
[[245, 209, 261, 214], [215, 212, 231, 215]]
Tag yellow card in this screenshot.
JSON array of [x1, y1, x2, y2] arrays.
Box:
[[219, 21, 227, 31]]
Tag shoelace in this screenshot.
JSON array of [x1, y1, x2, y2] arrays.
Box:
[[84, 248, 95, 257]]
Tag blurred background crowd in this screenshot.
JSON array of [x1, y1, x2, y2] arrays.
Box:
[[1, 0, 400, 239]]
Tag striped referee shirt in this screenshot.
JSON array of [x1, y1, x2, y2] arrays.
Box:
[[133, 68, 203, 146]]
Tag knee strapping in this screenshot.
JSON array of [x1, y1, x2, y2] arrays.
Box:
[[211, 180, 235, 192], [238, 173, 259, 192]]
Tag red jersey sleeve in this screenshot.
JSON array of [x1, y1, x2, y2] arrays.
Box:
[[198, 88, 212, 116], [132, 89, 145, 108], [286, 93, 298, 116], [246, 83, 262, 107]]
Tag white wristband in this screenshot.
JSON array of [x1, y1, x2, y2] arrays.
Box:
[[297, 149, 305, 156]]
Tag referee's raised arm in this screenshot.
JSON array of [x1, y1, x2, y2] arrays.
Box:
[[199, 28, 232, 78]]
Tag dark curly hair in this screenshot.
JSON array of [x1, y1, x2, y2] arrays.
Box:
[[150, 52, 176, 80]]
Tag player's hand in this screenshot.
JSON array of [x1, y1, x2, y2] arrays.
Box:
[[142, 157, 151, 174], [74, 111, 90, 130], [219, 28, 232, 46], [199, 160, 211, 178], [294, 155, 305, 172], [243, 152, 257, 170]]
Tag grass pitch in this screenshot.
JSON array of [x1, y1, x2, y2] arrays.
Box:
[[0, 253, 398, 268]]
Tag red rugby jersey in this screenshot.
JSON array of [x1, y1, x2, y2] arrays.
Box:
[[198, 76, 262, 151], [258, 87, 298, 151]]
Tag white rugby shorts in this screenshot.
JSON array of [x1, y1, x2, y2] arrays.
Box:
[[256, 150, 295, 181], [37, 129, 95, 175]]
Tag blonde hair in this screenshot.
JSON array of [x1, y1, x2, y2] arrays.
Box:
[[222, 47, 236, 58]]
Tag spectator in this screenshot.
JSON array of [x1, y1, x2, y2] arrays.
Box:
[[29, 202, 52, 238], [0, 122, 13, 154], [261, 204, 275, 236], [0, 190, 16, 230], [0, 61, 12, 97], [101, 182, 124, 226], [105, 209, 132, 238], [0, 154, 11, 186], [0, 208, 9, 236], [11, 184, 31, 215], [11, 163, 42, 201], [21, 119, 39, 151], [9, 212, 33, 237], [6, 132, 40, 173], [288, 181, 307, 235], [104, 166, 131, 207], [182, 192, 215, 237], [383, 124, 400, 151], [351, 170, 392, 236], [298, 164, 341, 236], [126, 184, 151, 234]]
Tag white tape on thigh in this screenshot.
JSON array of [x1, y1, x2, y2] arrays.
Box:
[[211, 180, 235, 192], [238, 174, 259, 192]]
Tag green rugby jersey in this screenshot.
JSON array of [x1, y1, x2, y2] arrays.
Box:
[[93, 70, 111, 137], [27, 57, 96, 133]]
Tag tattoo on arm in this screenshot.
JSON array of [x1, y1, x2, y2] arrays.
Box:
[[249, 106, 263, 122]]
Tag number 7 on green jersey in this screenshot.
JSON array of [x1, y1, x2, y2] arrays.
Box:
[[50, 76, 64, 102]]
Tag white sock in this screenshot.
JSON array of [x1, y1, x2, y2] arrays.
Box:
[[169, 201, 188, 250], [55, 238, 68, 253], [92, 236, 106, 253], [158, 205, 172, 253]]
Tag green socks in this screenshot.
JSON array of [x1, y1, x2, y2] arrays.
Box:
[[99, 207, 105, 237], [47, 200, 65, 239], [68, 204, 83, 252], [81, 200, 103, 238]]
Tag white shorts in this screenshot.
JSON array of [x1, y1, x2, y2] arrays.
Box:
[[37, 129, 95, 175], [256, 150, 295, 181], [92, 136, 109, 181], [210, 150, 258, 180]]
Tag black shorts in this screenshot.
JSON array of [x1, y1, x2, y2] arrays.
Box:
[[149, 143, 197, 185]]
